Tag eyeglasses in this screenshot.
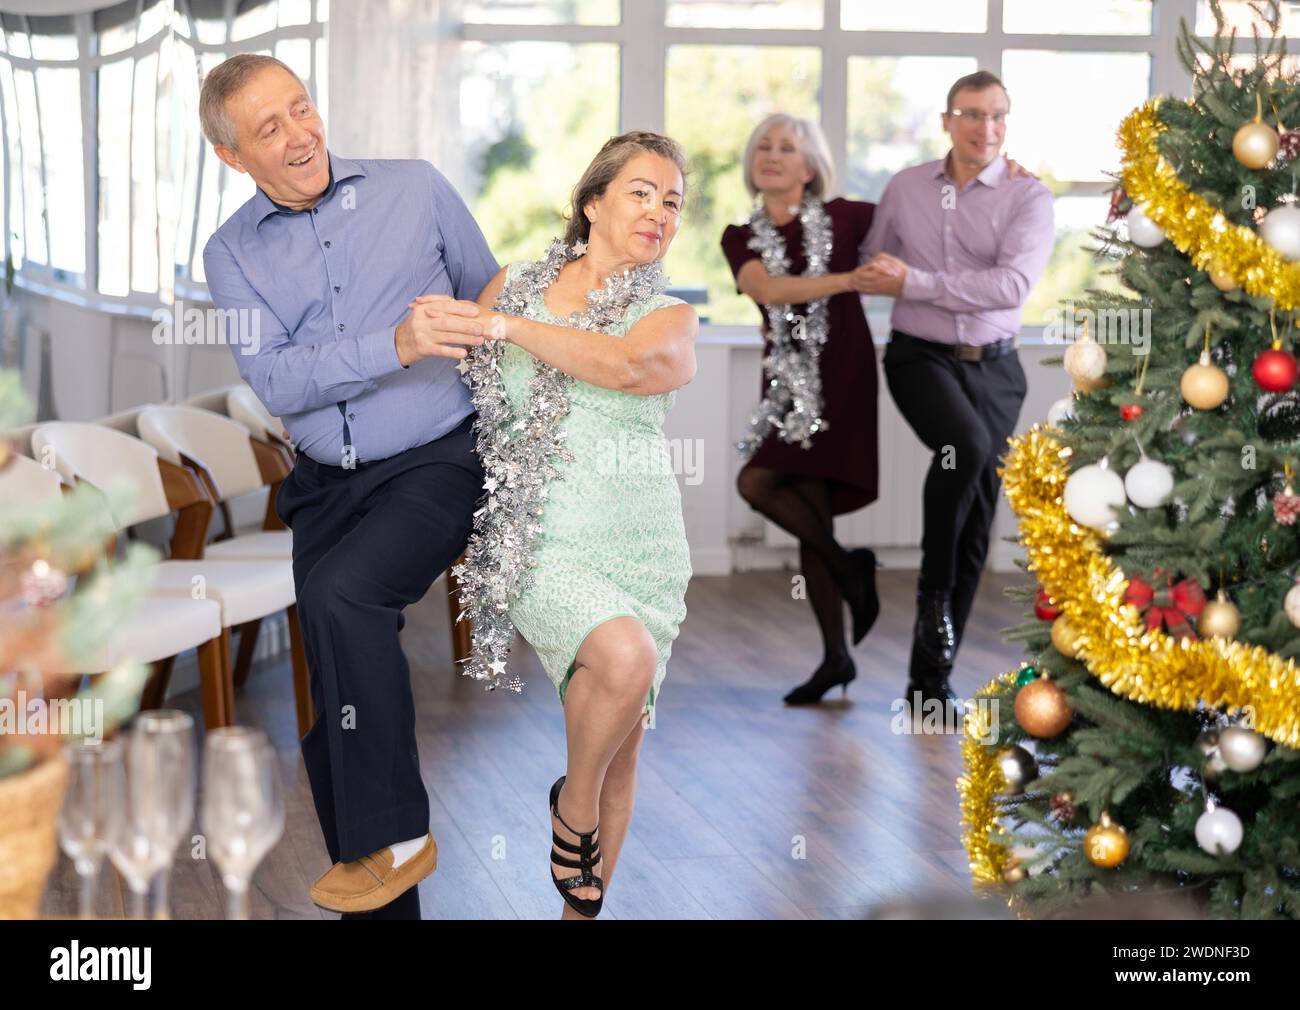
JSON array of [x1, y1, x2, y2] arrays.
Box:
[[949, 109, 1009, 126]]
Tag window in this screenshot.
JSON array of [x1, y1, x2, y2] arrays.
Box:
[[0, 0, 1266, 329], [664, 45, 820, 324], [464, 1, 620, 26], [455, 41, 620, 268], [1, 13, 85, 286], [457, 0, 1216, 327], [0, 0, 326, 307], [175, 0, 327, 290]]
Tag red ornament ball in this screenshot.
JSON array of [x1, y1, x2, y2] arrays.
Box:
[[1120, 404, 1144, 421], [1253, 347, 1299, 392], [1034, 587, 1061, 621]]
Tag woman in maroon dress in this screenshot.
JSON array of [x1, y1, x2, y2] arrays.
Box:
[[721, 113, 880, 705]]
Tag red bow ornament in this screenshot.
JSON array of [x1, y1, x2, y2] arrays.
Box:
[[1124, 571, 1206, 639]]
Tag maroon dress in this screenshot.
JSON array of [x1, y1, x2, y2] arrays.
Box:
[[721, 197, 879, 516]]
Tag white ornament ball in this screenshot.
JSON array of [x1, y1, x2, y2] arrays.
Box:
[[1285, 580, 1300, 627], [1126, 205, 1166, 248], [1218, 726, 1267, 772], [1124, 457, 1174, 508], [1195, 804, 1244, 856], [1260, 204, 1300, 261], [1046, 397, 1074, 427], [1063, 462, 1127, 531], [1064, 339, 1108, 382]]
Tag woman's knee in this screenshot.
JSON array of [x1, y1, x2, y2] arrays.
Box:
[[736, 465, 776, 507], [578, 618, 657, 701]]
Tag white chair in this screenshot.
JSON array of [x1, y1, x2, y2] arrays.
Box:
[[0, 451, 229, 726], [137, 404, 301, 699], [136, 404, 293, 561], [0, 451, 64, 505], [30, 421, 312, 735], [227, 384, 290, 448]]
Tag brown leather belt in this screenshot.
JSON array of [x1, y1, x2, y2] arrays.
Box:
[[890, 329, 1016, 362]]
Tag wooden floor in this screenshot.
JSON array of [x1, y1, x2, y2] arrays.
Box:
[[42, 567, 1027, 920]]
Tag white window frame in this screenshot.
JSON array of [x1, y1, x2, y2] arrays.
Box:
[[461, 0, 1211, 332], [0, 0, 326, 320], [172, 0, 327, 306], [2, 0, 1290, 322]]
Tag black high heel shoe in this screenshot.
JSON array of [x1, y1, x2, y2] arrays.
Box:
[[548, 775, 604, 918], [841, 547, 881, 645], [783, 654, 857, 705]]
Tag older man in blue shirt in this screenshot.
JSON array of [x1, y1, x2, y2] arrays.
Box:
[[201, 54, 497, 919]]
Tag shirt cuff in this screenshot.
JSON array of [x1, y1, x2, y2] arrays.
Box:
[[901, 266, 940, 302], [361, 324, 407, 378]]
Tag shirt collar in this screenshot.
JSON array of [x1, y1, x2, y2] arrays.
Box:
[[252, 151, 368, 225], [934, 151, 1007, 189]]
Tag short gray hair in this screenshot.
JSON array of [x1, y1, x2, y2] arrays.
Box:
[[199, 54, 306, 150], [742, 114, 835, 199]]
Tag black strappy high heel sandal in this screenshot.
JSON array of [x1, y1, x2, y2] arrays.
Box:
[[548, 775, 604, 918]]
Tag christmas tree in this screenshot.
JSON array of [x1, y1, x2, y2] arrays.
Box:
[[0, 369, 154, 780], [960, 1, 1300, 918]]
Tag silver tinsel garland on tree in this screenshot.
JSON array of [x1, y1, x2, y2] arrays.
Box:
[[453, 238, 668, 693], [735, 195, 834, 458]]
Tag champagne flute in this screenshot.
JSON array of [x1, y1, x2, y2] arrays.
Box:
[[200, 727, 284, 920], [107, 714, 193, 918], [131, 710, 196, 919], [58, 738, 124, 918]]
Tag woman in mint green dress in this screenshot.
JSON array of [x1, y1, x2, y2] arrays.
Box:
[[468, 132, 696, 919]]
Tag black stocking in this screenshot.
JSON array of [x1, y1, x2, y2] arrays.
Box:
[[737, 466, 851, 666], [791, 479, 850, 664]]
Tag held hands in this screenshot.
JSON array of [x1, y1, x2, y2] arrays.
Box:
[[852, 254, 908, 297], [395, 294, 491, 366]]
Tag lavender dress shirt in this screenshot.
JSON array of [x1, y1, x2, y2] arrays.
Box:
[[860, 153, 1055, 347], [203, 152, 499, 465]]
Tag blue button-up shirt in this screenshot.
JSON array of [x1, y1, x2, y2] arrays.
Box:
[[202, 151, 499, 464]]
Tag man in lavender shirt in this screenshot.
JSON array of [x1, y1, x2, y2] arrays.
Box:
[[200, 55, 498, 919], [859, 70, 1054, 708]]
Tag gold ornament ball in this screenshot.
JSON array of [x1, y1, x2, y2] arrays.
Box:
[[1285, 580, 1300, 628], [1208, 266, 1239, 292], [1180, 353, 1230, 410], [1199, 592, 1241, 639], [1084, 811, 1130, 868], [1014, 675, 1075, 738], [1064, 340, 1108, 383], [1002, 861, 1026, 884], [1218, 725, 1268, 772], [1233, 119, 1280, 169], [1050, 614, 1082, 658]]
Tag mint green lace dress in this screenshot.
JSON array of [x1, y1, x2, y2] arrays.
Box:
[[499, 260, 693, 729]]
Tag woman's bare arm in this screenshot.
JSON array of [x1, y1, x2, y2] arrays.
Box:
[[736, 259, 855, 305]]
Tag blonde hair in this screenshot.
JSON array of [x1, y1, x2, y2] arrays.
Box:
[[742, 114, 835, 199], [563, 131, 690, 247]]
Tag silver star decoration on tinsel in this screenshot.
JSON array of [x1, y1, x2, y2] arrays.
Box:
[[455, 238, 669, 694], [736, 195, 834, 459]]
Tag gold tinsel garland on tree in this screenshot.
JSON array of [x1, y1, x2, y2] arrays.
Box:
[[1118, 98, 1300, 309], [958, 670, 1018, 885], [958, 428, 1300, 882]]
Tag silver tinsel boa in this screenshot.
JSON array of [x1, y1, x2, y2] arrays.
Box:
[[735, 195, 834, 458], [453, 238, 668, 693]]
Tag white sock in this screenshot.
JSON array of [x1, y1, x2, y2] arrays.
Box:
[[388, 835, 426, 868]]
